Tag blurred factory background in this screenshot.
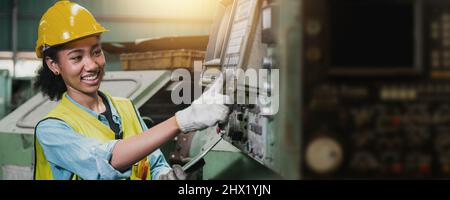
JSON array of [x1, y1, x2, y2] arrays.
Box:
[[0, 0, 217, 112], [3, 0, 450, 180]]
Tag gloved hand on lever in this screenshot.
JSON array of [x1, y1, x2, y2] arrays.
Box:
[[158, 164, 187, 180], [175, 76, 231, 133]]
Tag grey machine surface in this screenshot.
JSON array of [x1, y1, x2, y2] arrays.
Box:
[[0, 69, 11, 119], [0, 70, 171, 179]]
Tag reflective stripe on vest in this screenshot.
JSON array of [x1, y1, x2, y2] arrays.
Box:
[[34, 92, 151, 180]]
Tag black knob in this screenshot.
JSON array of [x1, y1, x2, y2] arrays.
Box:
[[230, 131, 244, 141], [237, 113, 244, 121]]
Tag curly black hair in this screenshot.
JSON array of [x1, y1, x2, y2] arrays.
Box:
[[34, 45, 67, 101]]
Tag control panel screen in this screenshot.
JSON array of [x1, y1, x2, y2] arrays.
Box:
[[222, 0, 258, 70], [329, 0, 415, 68]]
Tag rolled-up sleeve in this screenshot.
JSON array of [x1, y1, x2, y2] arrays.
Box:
[[135, 108, 172, 179], [149, 149, 171, 180], [36, 119, 131, 180]]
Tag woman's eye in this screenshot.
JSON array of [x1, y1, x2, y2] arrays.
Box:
[[94, 49, 102, 56], [70, 56, 82, 61]]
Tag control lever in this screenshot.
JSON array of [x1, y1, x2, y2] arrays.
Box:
[[217, 121, 228, 136], [215, 73, 236, 136], [182, 136, 222, 173]]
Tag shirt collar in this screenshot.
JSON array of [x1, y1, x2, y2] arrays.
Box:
[[65, 91, 121, 121]]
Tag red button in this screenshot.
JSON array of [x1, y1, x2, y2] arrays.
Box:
[[391, 116, 401, 126], [419, 164, 429, 173], [216, 127, 221, 134], [392, 163, 403, 174]]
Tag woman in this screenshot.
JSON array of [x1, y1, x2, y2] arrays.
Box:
[[33, 0, 229, 180]]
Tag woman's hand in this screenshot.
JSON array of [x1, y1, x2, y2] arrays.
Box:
[[175, 76, 231, 133], [158, 165, 187, 180]]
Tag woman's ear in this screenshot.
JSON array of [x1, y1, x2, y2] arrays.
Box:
[[45, 56, 60, 76]]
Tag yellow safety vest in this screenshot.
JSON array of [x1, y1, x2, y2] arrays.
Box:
[[34, 92, 151, 180]]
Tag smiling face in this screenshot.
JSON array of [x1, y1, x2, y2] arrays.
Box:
[[46, 35, 105, 98]]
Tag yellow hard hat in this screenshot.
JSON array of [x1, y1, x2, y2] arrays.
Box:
[[35, 0, 109, 58]]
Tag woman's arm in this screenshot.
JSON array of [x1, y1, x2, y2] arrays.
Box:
[[110, 116, 180, 172], [110, 76, 230, 172]]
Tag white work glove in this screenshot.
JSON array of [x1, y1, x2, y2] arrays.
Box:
[[158, 165, 187, 180], [175, 76, 231, 133]]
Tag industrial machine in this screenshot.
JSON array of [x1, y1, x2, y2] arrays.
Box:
[[301, 0, 450, 178], [193, 0, 289, 179], [211, 0, 280, 171], [196, 0, 450, 179]]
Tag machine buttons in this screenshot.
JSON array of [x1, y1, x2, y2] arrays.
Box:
[[305, 136, 343, 175], [306, 19, 322, 36]]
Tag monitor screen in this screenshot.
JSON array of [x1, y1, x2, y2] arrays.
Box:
[[329, 0, 415, 68]]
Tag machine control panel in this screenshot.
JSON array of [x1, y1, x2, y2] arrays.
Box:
[[203, 0, 278, 170]]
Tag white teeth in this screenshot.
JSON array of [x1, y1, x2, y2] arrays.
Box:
[[81, 72, 99, 81]]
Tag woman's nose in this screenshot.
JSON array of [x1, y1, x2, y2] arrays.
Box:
[[83, 56, 98, 71]]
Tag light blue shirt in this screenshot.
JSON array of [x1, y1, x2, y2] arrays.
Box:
[[35, 92, 171, 180]]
